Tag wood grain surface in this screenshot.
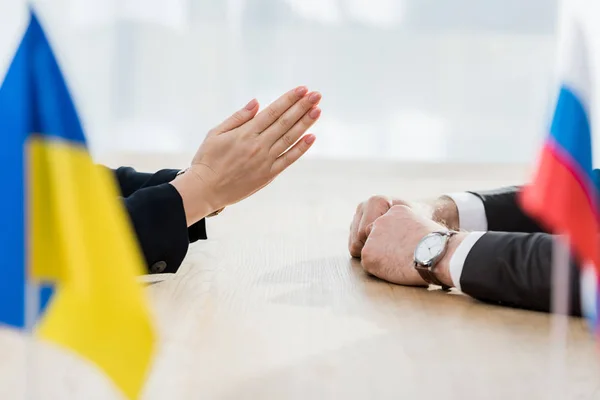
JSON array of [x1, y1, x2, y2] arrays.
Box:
[[1, 157, 599, 400]]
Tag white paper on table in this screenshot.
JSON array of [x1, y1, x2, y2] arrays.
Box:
[[138, 273, 174, 284]]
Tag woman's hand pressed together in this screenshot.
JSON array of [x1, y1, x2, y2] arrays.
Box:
[[171, 86, 322, 225]]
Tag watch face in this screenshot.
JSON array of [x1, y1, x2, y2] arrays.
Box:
[[414, 233, 447, 266]]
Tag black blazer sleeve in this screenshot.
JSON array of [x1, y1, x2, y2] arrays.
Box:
[[113, 166, 172, 197], [459, 231, 581, 316], [109, 167, 207, 274], [121, 184, 192, 273], [112, 166, 207, 244], [468, 186, 545, 233]]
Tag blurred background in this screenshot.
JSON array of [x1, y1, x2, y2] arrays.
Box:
[[3, 0, 561, 163]]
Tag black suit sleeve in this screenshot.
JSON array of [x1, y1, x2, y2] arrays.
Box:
[[113, 167, 172, 197], [108, 167, 208, 273], [111, 166, 207, 244], [468, 186, 545, 233], [121, 184, 192, 273], [459, 231, 581, 316]]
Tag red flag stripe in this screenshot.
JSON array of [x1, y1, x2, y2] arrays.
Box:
[[520, 142, 600, 274]]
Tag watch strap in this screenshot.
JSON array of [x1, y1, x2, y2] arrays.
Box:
[[415, 266, 451, 291], [414, 230, 457, 291]]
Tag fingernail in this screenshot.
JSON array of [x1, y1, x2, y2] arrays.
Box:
[[309, 107, 321, 119], [295, 86, 308, 96], [245, 98, 258, 110], [309, 92, 321, 104], [305, 134, 316, 144]]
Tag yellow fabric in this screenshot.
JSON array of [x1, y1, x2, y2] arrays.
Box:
[[28, 136, 155, 399]]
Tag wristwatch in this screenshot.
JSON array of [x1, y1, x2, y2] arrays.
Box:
[[413, 230, 457, 290], [176, 168, 224, 217]]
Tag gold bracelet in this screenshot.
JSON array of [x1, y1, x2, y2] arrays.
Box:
[[176, 168, 188, 177]]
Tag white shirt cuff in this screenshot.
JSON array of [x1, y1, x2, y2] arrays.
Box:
[[445, 192, 488, 231], [448, 231, 486, 291], [580, 263, 598, 324]]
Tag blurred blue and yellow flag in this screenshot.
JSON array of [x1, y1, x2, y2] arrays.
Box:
[[0, 9, 155, 399]]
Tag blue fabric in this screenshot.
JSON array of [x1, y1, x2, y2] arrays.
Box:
[[549, 86, 594, 188], [0, 10, 87, 328]]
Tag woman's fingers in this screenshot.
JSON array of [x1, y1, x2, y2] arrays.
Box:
[[270, 105, 321, 156], [261, 91, 321, 146], [249, 86, 308, 133], [271, 134, 316, 175], [212, 98, 259, 134]]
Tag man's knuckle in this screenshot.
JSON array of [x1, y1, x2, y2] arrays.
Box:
[[370, 195, 387, 202], [370, 216, 382, 228], [368, 195, 389, 207], [349, 242, 361, 257], [381, 213, 397, 226], [372, 216, 392, 232], [391, 198, 409, 207], [361, 242, 375, 258], [390, 204, 410, 214], [361, 250, 379, 274]]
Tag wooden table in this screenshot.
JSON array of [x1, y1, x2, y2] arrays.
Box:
[[1, 158, 599, 399]]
